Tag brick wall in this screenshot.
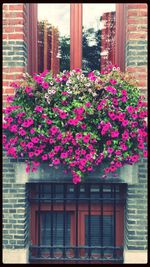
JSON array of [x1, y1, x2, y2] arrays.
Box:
[[3, 152, 29, 249], [2, 3, 28, 106], [125, 3, 147, 98], [124, 3, 147, 254]]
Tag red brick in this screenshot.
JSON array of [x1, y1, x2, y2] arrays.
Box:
[[8, 33, 24, 40], [128, 4, 147, 9], [127, 25, 138, 31], [128, 18, 147, 25], [4, 26, 14, 33], [4, 88, 15, 94], [128, 10, 139, 17], [9, 4, 24, 11], [139, 10, 148, 17], [3, 4, 8, 10], [9, 67, 25, 73], [127, 32, 147, 39]]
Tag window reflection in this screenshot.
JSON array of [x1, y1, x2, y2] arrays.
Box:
[[38, 4, 70, 75], [82, 4, 116, 71]]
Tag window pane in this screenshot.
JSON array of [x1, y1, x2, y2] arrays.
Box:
[[85, 215, 114, 253], [41, 212, 71, 246], [38, 4, 70, 74], [82, 4, 116, 72]]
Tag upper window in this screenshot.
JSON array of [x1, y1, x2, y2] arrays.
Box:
[[28, 4, 125, 74]]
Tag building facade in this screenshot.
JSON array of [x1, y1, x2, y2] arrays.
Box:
[[2, 3, 147, 264]]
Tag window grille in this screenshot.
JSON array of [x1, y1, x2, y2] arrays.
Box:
[[28, 182, 126, 263]]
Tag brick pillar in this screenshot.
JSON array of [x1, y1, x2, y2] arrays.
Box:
[[2, 3, 29, 263], [2, 3, 28, 106], [124, 3, 147, 263]]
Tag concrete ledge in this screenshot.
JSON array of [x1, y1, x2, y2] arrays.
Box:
[[3, 247, 29, 264], [124, 250, 147, 264]]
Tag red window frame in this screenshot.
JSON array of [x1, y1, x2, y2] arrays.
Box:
[[27, 3, 126, 74], [30, 202, 124, 250]]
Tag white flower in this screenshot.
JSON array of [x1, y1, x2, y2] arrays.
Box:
[[81, 74, 85, 78], [45, 94, 49, 99], [85, 83, 91, 87], [112, 67, 116, 71], [88, 89, 92, 93], [50, 81, 53, 85]]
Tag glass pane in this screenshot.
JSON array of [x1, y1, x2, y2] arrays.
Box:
[[38, 4, 70, 74], [85, 215, 114, 253], [82, 4, 116, 72], [41, 212, 71, 246]]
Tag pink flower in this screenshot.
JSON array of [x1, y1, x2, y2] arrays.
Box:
[[115, 150, 122, 155], [50, 126, 58, 135], [107, 147, 114, 154], [46, 119, 53, 125], [29, 152, 34, 158], [25, 86, 32, 93], [80, 123, 86, 129], [111, 130, 119, 138], [85, 102, 91, 107], [122, 131, 129, 141], [120, 144, 128, 151], [30, 129, 35, 134], [26, 164, 30, 173], [127, 106, 134, 113], [120, 96, 127, 102], [131, 154, 139, 162], [59, 111, 67, 119], [20, 141, 26, 147], [104, 167, 111, 174], [54, 146, 61, 153], [143, 150, 147, 157], [115, 161, 122, 168], [112, 98, 118, 106], [60, 152, 68, 159], [76, 133, 82, 139], [27, 142, 34, 149], [35, 106, 43, 113], [109, 79, 117, 85], [106, 85, 117, 94], [53, 158, 60, 165], [42, 82, 49, 89], [138, 143, 144, 149], [83, 134, 90, 143], [42, 154, 48, 160], [87, 166, 93, 171], [35, 149, 43, 156], [49, 151, 55, 158], [10, 124, 18, 133], [132, 113, 138, 119], [31, 137, 39, 144], [122, 120, 129, 127], [32, 161, 40, 167], [106, 140, 112, 146], [19, 129, 26, 136], [121, 90, 127, 96]]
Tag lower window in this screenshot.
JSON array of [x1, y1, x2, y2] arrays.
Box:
[[28, 183, 126, 264]]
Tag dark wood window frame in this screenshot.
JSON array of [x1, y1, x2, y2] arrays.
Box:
[[27, 3, 126, 74]]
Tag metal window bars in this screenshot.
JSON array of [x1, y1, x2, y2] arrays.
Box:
[[28, 182, 126, 263]]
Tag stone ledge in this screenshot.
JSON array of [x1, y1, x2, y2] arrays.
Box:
[[3, 247, 29, 263], [124, 249, 147, 264]]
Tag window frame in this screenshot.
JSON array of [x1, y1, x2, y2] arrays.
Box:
[[27, 3, 126, 74]]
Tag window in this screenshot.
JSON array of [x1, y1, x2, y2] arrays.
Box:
[[27, 3, 125, 75], [28, 183, 126, 263]]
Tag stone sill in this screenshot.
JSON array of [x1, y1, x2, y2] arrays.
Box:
[[15, 161, 138, 185]]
